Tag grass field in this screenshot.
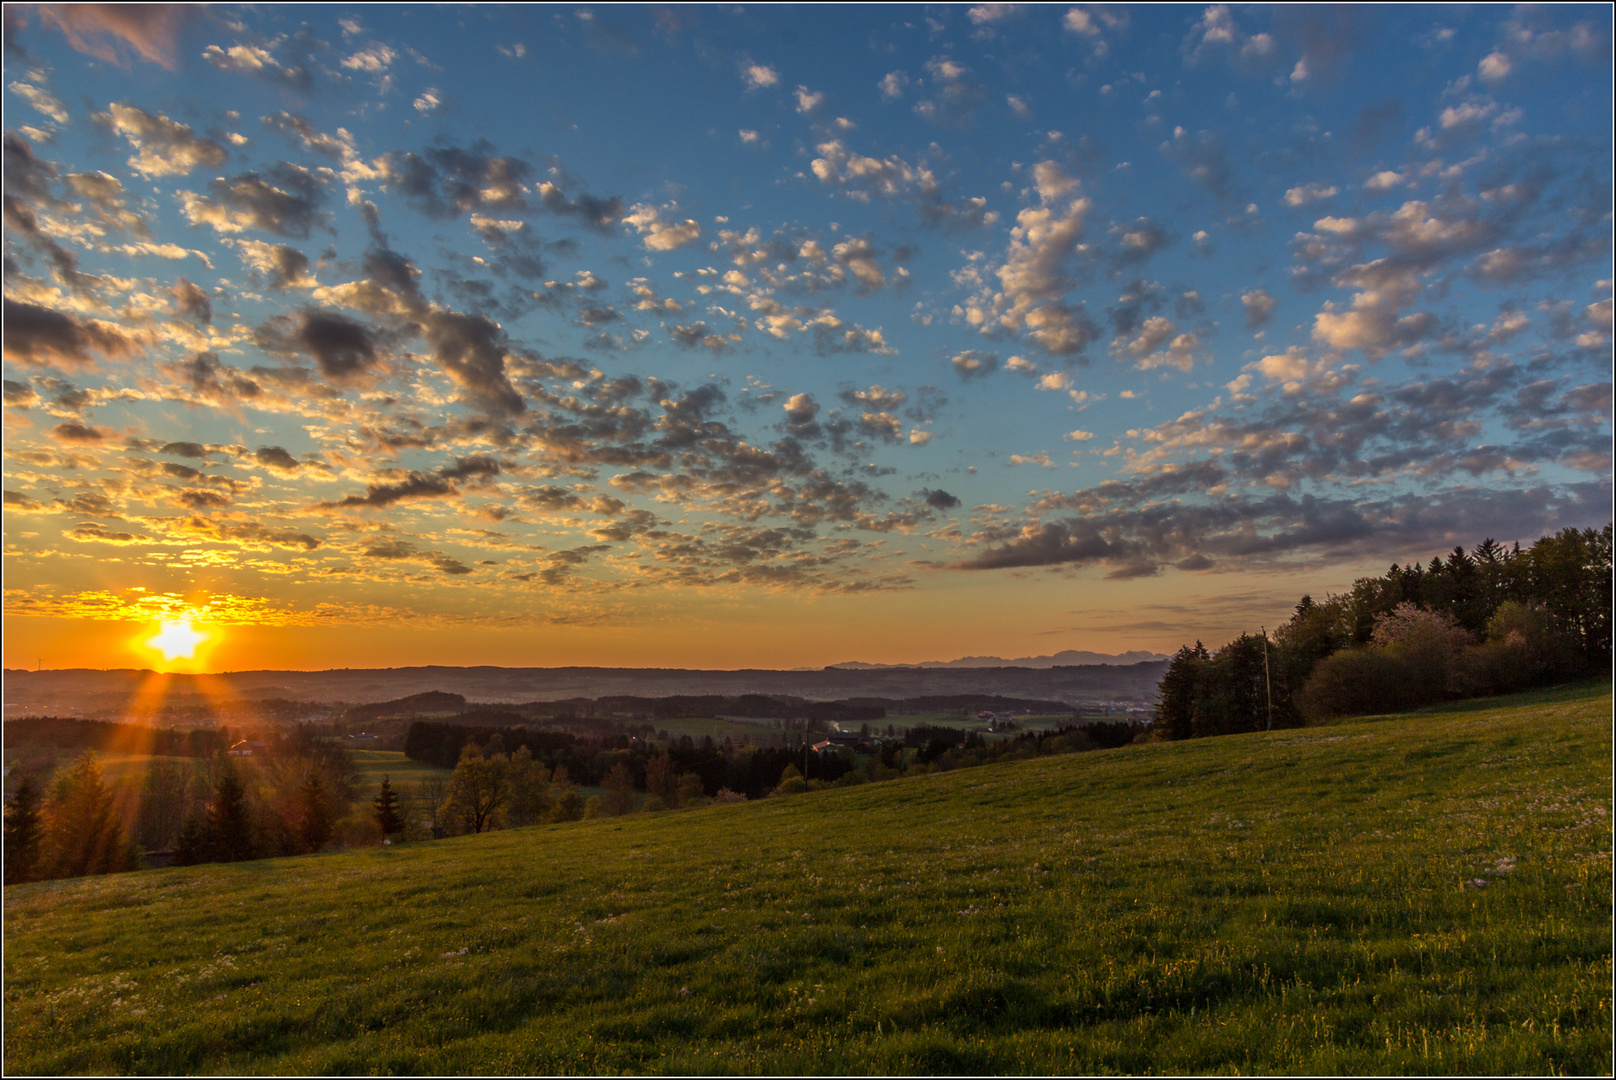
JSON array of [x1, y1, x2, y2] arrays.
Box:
[[3, 681, 1610, 1074], [345, 749, 451, 796]]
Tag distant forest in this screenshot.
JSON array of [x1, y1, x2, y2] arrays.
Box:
[[1158, 525, 1612, 738], [2, 718, 230, 757]]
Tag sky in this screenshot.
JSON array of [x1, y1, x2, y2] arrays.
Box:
[[2, 4, 1611, 673]]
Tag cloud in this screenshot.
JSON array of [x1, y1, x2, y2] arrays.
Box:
[[956, 161, 1098, 355], [171, 277, 211, 324], [180, 164, 326, 237], [913, 56, 986, 128], [782, 392, 821, 435], [323, 455, 501, 510], [341, 43, 395, 73], [95, 102, 227, 177], [1, 298, 138, 367], [294, 310, 379, 380], [923, 488, 961, 509], [951, 349, 999, 380], [808, 139, 995, 229], [1311, 260, 1433, 357], [37, 4, 191, 68], [202, 37, 317, 90], [956, 520, 1124, 570], [51, 420, 109, 443], [622, 203, 701, 252], [421, 310, 528, 415], [1183, 4, 1280, 72], [741, 60, 778, 91], [233, 239, 315, 289], [1112, 217, 1171, 264], [252, 446, 303, 474], [10, 81, 68, 124], [1161, 128, 1232, 200], [1242, 288, 1277, 328], [1283, 183, 1339, 208], [388, 143, 623, 230]]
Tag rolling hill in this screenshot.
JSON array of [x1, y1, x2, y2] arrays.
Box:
[[3, 681, 1609, 1075]]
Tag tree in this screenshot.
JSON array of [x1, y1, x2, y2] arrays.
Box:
[[1370, 602, 1472, 700], [372, 776, 404, 837], [4, 777, 42, 884], [601, 761, 636, 816], [1155, 642, 1208, 741], [644, 752, 678, 809], [548, 766, 583, 822], [208, 764, 258, 862], [298, 772, 334, 853], [1190, 634, 1273, 737], [40, 753, 128, 879], [440, 743, 509, 834], [676, 772, 706, 807], [505, 746, 551, 826], [135, 758, 189, 852]]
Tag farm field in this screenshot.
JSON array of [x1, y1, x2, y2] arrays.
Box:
[[3, 681, 1610, 1075], [345, 749, 451, 796]]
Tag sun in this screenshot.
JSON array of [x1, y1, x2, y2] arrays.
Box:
[[146, 618, 209, 663]]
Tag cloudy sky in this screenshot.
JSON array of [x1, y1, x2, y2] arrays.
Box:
[[3, 4, 1611, 672]]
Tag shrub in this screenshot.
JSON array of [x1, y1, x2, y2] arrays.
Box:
[[1370, 602, 1473, 698], [1297, 647, 1416, 721]]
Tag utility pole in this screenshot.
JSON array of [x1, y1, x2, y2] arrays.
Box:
[[1261, 627, 1274, 731]]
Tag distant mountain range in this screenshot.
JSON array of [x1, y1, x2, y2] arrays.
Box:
[[828, 650, 1169, 670]]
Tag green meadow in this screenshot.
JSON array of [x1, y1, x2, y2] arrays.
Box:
[[3, 682, 1610, 1075], [345, 750, 451, 796]]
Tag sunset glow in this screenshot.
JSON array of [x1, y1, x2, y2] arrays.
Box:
[[143, 619, 208, 664], [1, 5, 1609, 672]]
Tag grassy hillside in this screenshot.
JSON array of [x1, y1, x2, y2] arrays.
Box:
[[3, 681, 1609, 1075]]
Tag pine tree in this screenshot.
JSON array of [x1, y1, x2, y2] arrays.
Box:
[[3, 777, 42, 884], [208, 765, 257, 862], [40, 753, 126, 879], [372, 776, 404, 837], [298, 772, 333, 853]]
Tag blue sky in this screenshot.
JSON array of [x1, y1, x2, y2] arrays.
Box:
[[2, 4, 1611, 670]]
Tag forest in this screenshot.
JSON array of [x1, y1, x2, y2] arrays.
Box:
[[1156, 525, 1612, 739]]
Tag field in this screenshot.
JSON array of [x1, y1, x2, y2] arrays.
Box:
[[345, 749, 451, 796], [3, 681, 1610, 1074]]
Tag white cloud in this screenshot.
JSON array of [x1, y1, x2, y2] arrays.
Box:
[[956, 160, 1094, 355], [341, 44, 396, 73], [1283, 183, 1339, 208], [879, 72, 909, 100], [742, 62, 779, 91], [9, 82, 69, 124], [795, 86, 825, 115], [1364, 170, 1404, 191], [623, 204, 702, 252], [1478, 51, 1512, 83]]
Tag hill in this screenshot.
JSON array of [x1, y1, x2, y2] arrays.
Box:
[[1, 662, 1167, 718], [3, 681, 1609, 1075]]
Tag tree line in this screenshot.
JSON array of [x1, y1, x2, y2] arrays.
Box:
[[3, 726, 365, 884], [1155, 525, 1612, 738], [2, 717, 230, 757], [405, 721, 855, 801]]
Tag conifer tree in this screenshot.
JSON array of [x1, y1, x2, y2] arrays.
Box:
[[3, 777, 42, 884], [298, 772, 333, 853], [208, 765, 257, 862], [372, 775, 404, 837], [40, 753, 127, 879]]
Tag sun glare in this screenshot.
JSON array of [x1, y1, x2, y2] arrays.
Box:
[[146, 618, 209, 663]]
